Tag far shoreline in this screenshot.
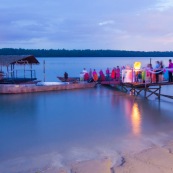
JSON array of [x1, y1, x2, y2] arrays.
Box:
[[1, 48, 173, 58]]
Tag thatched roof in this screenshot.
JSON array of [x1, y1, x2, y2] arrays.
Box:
[[0, 55, 40, 66]]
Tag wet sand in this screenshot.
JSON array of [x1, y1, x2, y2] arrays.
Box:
[[114, 141, 173, 173], [53, 141, 173, 173]]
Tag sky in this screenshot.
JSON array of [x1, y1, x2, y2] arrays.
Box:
[[0, 0, 173, 51]]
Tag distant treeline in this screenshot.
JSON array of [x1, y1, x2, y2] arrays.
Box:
[[0, 48, 173, 57]]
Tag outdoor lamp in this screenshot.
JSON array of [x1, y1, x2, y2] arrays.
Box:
[[134, 62, 141, 70]]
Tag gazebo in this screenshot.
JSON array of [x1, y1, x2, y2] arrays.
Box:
[[0, 55, 40, 83]]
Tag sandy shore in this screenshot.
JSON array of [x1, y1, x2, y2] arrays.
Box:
[[114, 141, 173, 173], [1, 141, 173, 173], [53, 141, 173, 173]]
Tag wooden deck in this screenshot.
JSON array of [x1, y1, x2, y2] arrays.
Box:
[[101, 80, 173, 100], [122, 82, 173, 100], [101, 80, 121, 85]]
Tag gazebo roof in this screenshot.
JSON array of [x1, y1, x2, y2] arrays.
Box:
[[0, 55, 40, 66]]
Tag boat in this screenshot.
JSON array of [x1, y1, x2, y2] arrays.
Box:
[[0, 77, 38, 84], [57, 76, 80, 82]]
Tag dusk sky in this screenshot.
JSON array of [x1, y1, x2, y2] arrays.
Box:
[[1, 0, 173, 51]]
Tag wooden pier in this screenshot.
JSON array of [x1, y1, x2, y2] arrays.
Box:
[[0, 82, 96, 94], [101, 80, 173, 100]]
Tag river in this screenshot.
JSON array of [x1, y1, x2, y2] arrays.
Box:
[[0, 57, 173, 173]]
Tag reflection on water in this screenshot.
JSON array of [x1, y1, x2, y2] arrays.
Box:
[[1, 57, 173, 172], [131, 103, 141, 136], [1, 86, 173, 172]]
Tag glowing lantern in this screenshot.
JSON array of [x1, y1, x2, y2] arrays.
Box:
[[134, 62, 141, 70]]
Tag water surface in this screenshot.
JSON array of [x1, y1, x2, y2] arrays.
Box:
[[0, 57, 173, 172]]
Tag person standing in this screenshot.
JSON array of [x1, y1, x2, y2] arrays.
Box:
[[168, 59, 173, 82], [116, 66, 120, 81], [89, 68, 93, 79], [106, 68, 110, 80], [111, 68, 116, 80], [64, 72, 68, 81], [146, 63, 153, 83], [92, 69, 98, 82], [82, 68, 87, 74], [154, 61, 160, 83], [99, 69, 105, 81], [159, 61, 164, 82], [80, 68, 88, 81]]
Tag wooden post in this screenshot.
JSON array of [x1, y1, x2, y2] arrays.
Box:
[[158, 85, 161, 100], [133, 86, 135, 96], [31, 64, 33, 79], [13, 64, 15, 77], [7, 66, 9, 77], [144, 87, 147, 98], [24, 64, 25, 78], [43, 60, 45, 82], [144, 69, 147, 98], [132, 68, 134, 83], [10, 64, 13, 78]]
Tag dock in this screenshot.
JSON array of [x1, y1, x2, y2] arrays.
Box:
[[0, 82, 96, 94], [101, 80, 173, 100]]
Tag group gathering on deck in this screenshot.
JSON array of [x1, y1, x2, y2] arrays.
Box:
[[75, 59, 173, 84], [78, 66, 121, 82]]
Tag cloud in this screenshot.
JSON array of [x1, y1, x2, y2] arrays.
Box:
[[98, 20, 115, 26], [0, 0, 173, 51], [151, 0, 173, 11]]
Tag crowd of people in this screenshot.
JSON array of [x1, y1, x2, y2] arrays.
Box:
[[80, 67, 121, 82], [144, 59, 173, 83], [64, 59, 173, 83], [143, 61, 163, 83]]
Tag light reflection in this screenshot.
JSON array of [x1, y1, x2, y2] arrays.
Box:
[[131, 103, 141, 135]]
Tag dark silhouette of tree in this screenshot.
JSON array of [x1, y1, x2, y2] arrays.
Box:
[[0, 48, 173, 57]]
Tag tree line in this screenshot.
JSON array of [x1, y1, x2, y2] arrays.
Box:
[[0, 48, 173, 57]]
